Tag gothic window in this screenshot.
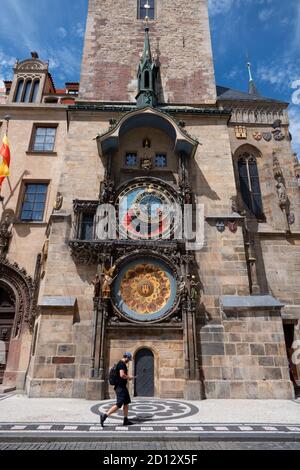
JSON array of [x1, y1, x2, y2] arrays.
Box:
[[23, 80, 32, 103], [31, 126, 57, 152], [20, 183, 48, 222], [238, 153, 264, 219], [138, 0, 155, 20], [31, 79, 40, 102], [125, 153, 138, 167], [155, 154, 167, 168], [14, 79, 24, 102], [80, 213, 94, 240], [144, 71, 150, 89]]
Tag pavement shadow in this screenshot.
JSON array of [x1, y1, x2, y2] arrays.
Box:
[[131, 414, 154, 424]]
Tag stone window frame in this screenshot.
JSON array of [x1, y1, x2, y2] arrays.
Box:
[[137, 0, 156, 20], [27, 123, 58, 155], [234, 148, 265, 222], [125, 152, 139, 168], [16, 179, 51, 225]]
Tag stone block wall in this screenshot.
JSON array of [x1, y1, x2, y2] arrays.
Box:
[[107, 329, 185, 399], [200, 310, 294, 399], [27, 309, 92, 398]]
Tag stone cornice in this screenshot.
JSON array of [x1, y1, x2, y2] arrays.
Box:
[[68, 103, 232, 117]]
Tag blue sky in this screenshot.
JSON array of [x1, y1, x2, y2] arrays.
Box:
[[0, 0, 299, 154]]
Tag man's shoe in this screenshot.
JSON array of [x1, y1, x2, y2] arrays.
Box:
[[100, 413, 108, 428], [123, 418, 134, 426]]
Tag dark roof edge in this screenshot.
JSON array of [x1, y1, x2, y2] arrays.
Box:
[[217, 85, 289, 106]]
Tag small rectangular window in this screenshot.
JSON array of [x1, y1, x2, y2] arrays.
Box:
[[31, 125, 57, 152], [80, 213, 95, 240], [20, 183, 48, 222], [125, 153, 138, 167], [138, 0, 155, 20], [155, 154, 167, 168]]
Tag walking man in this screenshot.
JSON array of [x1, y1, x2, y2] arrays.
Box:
[[100, 352, 135, 427]]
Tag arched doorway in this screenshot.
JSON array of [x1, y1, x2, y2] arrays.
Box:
[[134, 348, 154, 397], [0, 258, 36, 390], [0, 287, 15, 384]]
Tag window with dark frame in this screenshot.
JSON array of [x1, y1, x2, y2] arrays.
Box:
[[238, 153, 264, 219], [155, 154, 167, 168], [32, 126, 57, 152], [80, 213, 95, 240], [20, 183, 48, 222], [138, 0, 155, 20]]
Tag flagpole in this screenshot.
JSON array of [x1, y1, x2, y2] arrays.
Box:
[[0, 114, 11, 202]]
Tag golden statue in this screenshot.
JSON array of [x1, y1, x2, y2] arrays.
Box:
[[101, 265, 117, 299]]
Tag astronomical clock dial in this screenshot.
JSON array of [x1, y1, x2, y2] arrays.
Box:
[[118, 182, 177, 240], [112, 258, 178, 322]]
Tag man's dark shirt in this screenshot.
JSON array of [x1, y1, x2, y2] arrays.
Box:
[[115, 361, 128, 388]]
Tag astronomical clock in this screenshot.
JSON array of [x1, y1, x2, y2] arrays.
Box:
[[117, 181, 178, 241], [110, 179, 180, 323]]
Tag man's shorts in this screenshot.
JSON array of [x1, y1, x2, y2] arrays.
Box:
[[115, 386, 131, 408]]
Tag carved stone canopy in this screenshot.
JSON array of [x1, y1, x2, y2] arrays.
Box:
[[14, 58, 48, 74], [0, 258, 37, 335], [96, 107, 198, 159]]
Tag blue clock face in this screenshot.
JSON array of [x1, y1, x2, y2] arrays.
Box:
[[112, 258, 178, 322], [117, 182, 177, 240]]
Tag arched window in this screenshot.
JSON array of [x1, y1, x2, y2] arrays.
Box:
[[138, 0, 155, 20], [144, 71, 150, 89], [31, 79, 40, 103], [238, 152, 264, 219], [22, 80, 32, 103], [14, 79, 24, 102]]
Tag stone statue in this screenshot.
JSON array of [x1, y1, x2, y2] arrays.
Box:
[[101, 265, 117, 299], [100, 179, 114, 204], [231, 195, 239, 213], [92, 274, 101, 298], [53, 192, 63, 211], [190, 276, 200, 302], [141, 157, 152, 171], [0, 214, 12, 258], [276, 177, 288, 208], [178, 276, 187, 300]]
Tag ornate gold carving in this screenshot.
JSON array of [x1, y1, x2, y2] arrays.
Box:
[[235, 126, 247, 139], [120, 263, 171, 315]]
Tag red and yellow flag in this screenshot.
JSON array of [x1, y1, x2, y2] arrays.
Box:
[[0, 135, 11, 187]]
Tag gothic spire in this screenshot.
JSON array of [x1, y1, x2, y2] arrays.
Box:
[[136, 11, 158, 108], [247, 62, 260, 96]]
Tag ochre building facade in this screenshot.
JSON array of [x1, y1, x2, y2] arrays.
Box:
[[0, 0, 300, 400]]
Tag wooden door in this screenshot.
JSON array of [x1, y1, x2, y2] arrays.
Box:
[[134, 349, 154, 397]]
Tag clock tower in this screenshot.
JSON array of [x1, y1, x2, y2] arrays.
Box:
[[79, 0, 216, 105], [24, 0, 295, 402]]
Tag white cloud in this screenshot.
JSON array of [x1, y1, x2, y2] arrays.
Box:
[[73, 22, 85, 39], [208, 0, 235, 16], [258, 8, 273, 22], [0, 50, 16, 82], [257, 56, 300, 92], [57, 27, 67, 39], [289, 106, 300, 157]]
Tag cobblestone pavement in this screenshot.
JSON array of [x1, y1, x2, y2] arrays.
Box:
[[1, 396, 300, 445], [1, 441, 300, 450]]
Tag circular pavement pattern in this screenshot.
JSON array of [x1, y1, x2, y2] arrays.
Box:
[[90, 398, 199, 422]]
